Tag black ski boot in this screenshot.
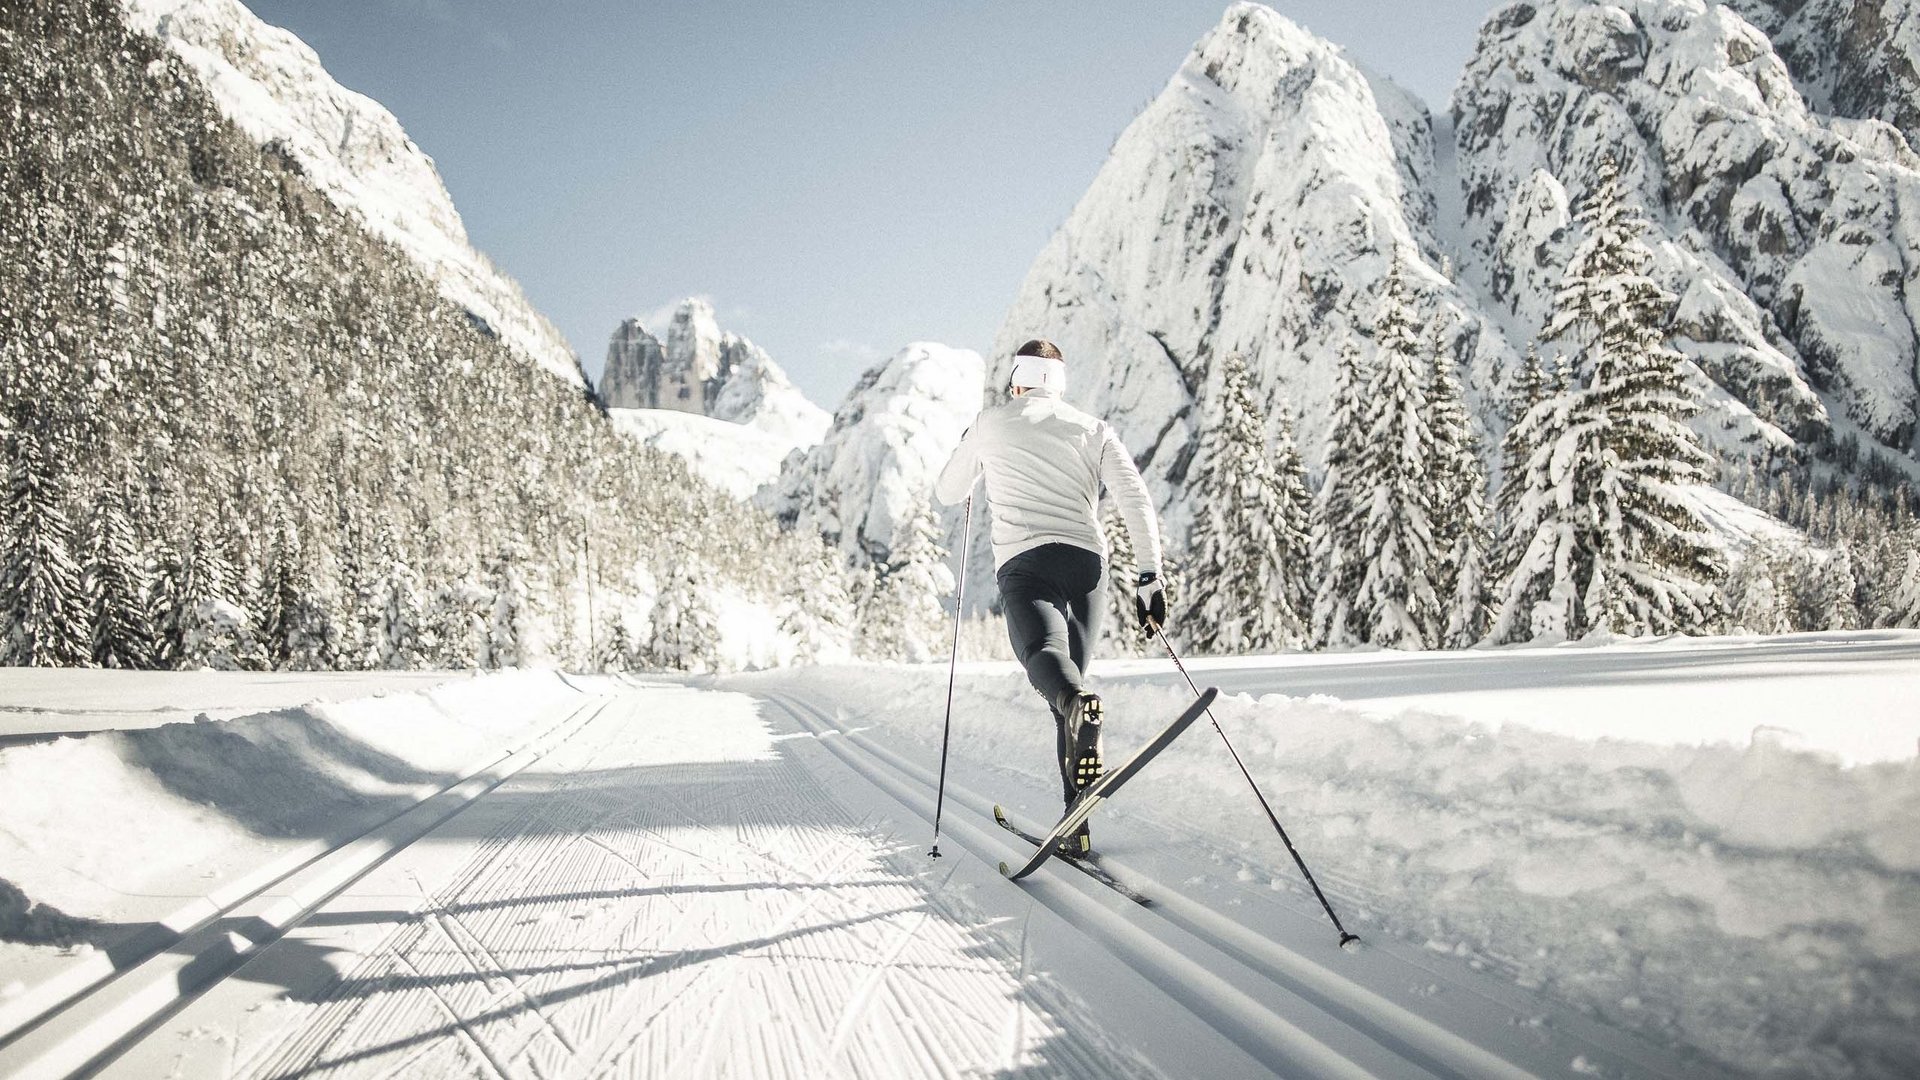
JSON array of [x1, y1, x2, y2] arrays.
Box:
[[1061, 691, 1105, 794], [1055, 821, 1092, 859]]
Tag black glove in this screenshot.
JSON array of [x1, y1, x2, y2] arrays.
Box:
[[1135, 571, 1167, 632]]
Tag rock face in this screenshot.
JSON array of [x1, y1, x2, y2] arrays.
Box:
[[1455, 0, 1920, 454], [120, 0, 585, 385], [762, 344, 984, 569], [993, 2, 1514, 543], [1727, 0, 1920, 146], [598, 299, 829, 446]]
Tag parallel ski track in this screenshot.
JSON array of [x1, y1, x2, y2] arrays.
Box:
[[227, 687, 1165, 1080], [0, 686, 622, 1080], [765, 688, 1547, 1080]]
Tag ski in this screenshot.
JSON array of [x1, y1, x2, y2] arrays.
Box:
[[999, 687, 1217, 883], [994, 805, 1150, 905]]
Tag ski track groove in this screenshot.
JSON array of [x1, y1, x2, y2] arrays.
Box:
[[195, 685, 1161, 1080], [767, 686, 1549, 1080]]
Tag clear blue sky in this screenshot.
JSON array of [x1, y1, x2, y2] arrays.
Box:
[[244, 1, 1492, 407]]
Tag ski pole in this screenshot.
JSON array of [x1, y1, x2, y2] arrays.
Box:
[[1153, 625, 1360, 949], [929, 494, 974, 859]]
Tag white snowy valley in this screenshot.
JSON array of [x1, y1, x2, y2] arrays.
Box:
[[1, 635, 1915, 1079], [8, 0, 1920, 1076]]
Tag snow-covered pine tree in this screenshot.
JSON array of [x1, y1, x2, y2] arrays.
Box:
[[260, 504, 332, 669], [1186, 352, 1305, 653], [1099, 502, 1146, 657], [485, 544, 536, 668], [1724, 543, 1791, 634], [1, 423, 89, 666], [778, 544, 856, 664], [1491, 158, 1726, 642], [1890, 530, 1920, 627], [1491, 343, 1550, 584], [646, 558, 722, 672], [1271, 407, 1314, 635], [85, 481, 157, 669], [376, 552, 426, 669], [597, 615, 633, 672], [1352, 262, 1440, 649], [1813, 549, 1861, 630], [857, 506, 952, 662], [1310, 342, 1369, 649], [1425, 327, 1491, 648]]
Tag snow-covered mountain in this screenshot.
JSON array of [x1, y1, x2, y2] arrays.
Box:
[[1455, 0, 1920, 457], [1726, 0, 1920, 145], [993, 2, 1515, 544], [599, 299, 829, 447], [997, 0, 1920, 567], [762, 344, 984, 569], [120, 0, 585, 385]]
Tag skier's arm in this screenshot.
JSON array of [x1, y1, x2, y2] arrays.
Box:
[[1098, 425, 1163, 577], [933, 425, 982, 505]]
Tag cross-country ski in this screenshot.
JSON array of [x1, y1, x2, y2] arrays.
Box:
[[993, 804, 1152, 905], [998, 688, 1217, 882]]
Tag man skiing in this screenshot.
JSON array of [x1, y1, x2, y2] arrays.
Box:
[[934, 338, 1167, 856]]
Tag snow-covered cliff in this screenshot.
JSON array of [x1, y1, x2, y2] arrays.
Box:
[[1455, 0, 1920, 456], [993, 2, 1515, 543], [120, 0, 585, 385], [762, 344, 984, 570]]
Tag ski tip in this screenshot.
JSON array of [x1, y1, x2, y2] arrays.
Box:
[[998, 861, 1011, 877], [993, 804, 1007, 823], [1338, 933, 1363, 953]]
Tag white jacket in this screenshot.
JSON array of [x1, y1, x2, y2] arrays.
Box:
[[934, 387, 1164, 576]]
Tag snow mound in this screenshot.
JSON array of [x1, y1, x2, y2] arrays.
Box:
[[121, 0, 585, 385]]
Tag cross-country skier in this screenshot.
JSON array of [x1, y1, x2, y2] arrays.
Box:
[[934, 339, 1167, 856]]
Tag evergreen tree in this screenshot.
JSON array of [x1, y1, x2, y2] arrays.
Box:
[[1491, 158, 1726, 642], [1310, 342, 1369, 648], [779, 545, 856, 664], [646, 558, 722, 672], [85, 481, 158, 669], [1724, 543, 1791, 634], [1186, 353, 1309, 653], [1889, 533, 1920, 628], [1, 424, 89, 666], [1352, 263, 1440, 649], [1100, 502, 1146, 657], [857, 506, 952, 662], [484, 544, 536, 668], [260, 506, 332, 669], [1426, 327, 1491, 647]]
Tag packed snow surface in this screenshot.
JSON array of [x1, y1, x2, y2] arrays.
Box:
[[3, 635, 1914, 1077], [732, 630, 1920, 1080]]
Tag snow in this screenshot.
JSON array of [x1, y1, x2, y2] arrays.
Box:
[[119, 0, 585, 385], [606, 407, 798, 501], [4, 637, 1916, 1076], [730, 630, 1920, 1078]]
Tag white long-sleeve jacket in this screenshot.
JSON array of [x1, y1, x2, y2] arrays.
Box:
[[934, 387, 1164, 576]]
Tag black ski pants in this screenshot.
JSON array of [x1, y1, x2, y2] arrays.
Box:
[[997, 543, 1105, 806]]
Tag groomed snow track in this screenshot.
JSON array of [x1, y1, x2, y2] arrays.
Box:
[[762, 687, 1732, 1080], [0, 690, 621, 1080], [0, 678, 1739, 1078]]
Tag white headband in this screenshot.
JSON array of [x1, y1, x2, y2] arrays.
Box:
[[1009, 354, 1066, 392]]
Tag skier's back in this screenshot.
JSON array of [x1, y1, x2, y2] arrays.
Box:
[[935, 339, 1168, 855]]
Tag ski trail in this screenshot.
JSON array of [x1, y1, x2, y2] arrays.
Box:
[[128, 684, 1164, 1080]]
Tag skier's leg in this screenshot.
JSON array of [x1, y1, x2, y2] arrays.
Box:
[[1062, 555, 1107, 851], [997, 548, 1085, 709]]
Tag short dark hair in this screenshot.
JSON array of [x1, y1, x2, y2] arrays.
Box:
[[1015, 339, 1063, 360]]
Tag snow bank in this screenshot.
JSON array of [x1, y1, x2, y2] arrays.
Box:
[[0, 671, 604, 949], [736, 655, 1920, 1078]]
